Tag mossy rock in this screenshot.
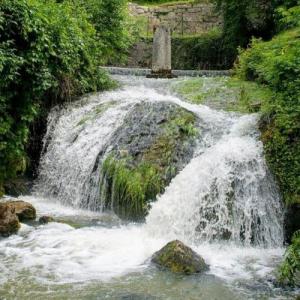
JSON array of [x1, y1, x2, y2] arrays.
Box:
[[151, 240, 209, 274], [0, 202, 20, 237], [5, 200, 36, 222], [99, 102, 199, 220], [39, 215, 55, 224]]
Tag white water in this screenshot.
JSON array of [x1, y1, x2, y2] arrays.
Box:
[[0, 76, 288, 298]]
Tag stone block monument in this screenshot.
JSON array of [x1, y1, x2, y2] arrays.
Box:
[[147, 25, 177, 78]]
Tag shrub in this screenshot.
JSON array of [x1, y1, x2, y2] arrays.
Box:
[[235, 26, 300, 205], [279, 230, 300, 285], [76, 0, 132, 63], [0, 0, 118, 194]]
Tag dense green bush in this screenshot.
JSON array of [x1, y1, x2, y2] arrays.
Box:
[[279, 230, 300, 285], [0, 0, 129, 195], [76, 0, 131, 63], [236, 25, 300, 206]]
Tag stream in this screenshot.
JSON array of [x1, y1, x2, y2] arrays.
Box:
[[0, 76, 298, 299]]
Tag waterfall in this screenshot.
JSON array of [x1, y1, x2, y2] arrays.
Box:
[[145, 114, 283, 247], [34, 75, 284, 247]]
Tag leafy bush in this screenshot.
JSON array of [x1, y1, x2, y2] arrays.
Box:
[[235, 26, 300, 205], [279, 230, 300, 285], [76, 0, 132, 63], [0, 0, 122, 194]]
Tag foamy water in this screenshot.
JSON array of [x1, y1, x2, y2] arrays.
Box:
[[0, 76, 293, 299]]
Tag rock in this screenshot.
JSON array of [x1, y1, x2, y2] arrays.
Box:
[[0, 203, 20, 237], [99, 102, 199, 221], [39, 216, 54, 224], [5, 201, 36, 222], [151, 240, 209, 274]]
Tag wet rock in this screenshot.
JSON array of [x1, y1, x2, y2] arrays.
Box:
[[151, 240, 209, 274], [5, 200, 36, 222], [99, 102, 200, 221], [39, 216, 54, 224], [3, 178, 32, 197], [0, 203, 20, 237]]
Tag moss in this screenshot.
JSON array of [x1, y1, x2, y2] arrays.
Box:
[[151, 240, 208, 274]]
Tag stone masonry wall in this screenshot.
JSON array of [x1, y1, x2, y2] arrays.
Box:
[[128, 1, 222, 36]]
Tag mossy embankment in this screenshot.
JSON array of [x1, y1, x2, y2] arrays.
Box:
[[99, 102, 199, 220]]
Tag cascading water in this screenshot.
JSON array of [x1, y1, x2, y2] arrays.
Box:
[[0, 75, 292, 299], [146, 114, 283, 247], [35, 75, 284, 247]]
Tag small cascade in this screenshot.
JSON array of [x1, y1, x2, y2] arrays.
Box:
[[145, 114, 283, 247], [34, 75, 284, 247], [35, 93, 134, 209]]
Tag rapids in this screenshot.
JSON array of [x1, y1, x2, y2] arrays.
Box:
[[0, 76, 297, 299]]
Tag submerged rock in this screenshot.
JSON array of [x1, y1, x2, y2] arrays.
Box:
[[5, 200, 36, 222], [0, 203, 20, 237], [99, 102, 199, 220], [151, 240, 208, 274], [39, 216, 54, 224]]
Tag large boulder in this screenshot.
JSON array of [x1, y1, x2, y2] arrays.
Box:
[[99, 102, 200, 220], [5, 201, 36, 222], [151, 240, 209, 274], [0, 203, 20, 237]]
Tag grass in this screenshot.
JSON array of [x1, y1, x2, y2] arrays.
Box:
[[101, 156, 163, 220]]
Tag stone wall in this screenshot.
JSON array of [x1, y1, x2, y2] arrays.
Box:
[[128, 1, 222, 36]]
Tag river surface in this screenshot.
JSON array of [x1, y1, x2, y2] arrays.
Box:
[[0, 76, 298, 299]]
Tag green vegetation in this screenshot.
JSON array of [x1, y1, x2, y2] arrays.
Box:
[[172, 76, 272, 112], [0, 0, 131, 195], [214, 0, 299, 55], [279, 230, 300, 285], [101, 155, 163, 220], [236, 28, 300, 207], [100, 108, 198, 220]]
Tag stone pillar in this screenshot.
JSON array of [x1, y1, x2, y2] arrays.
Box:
[[147, 25, 177, 78]]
